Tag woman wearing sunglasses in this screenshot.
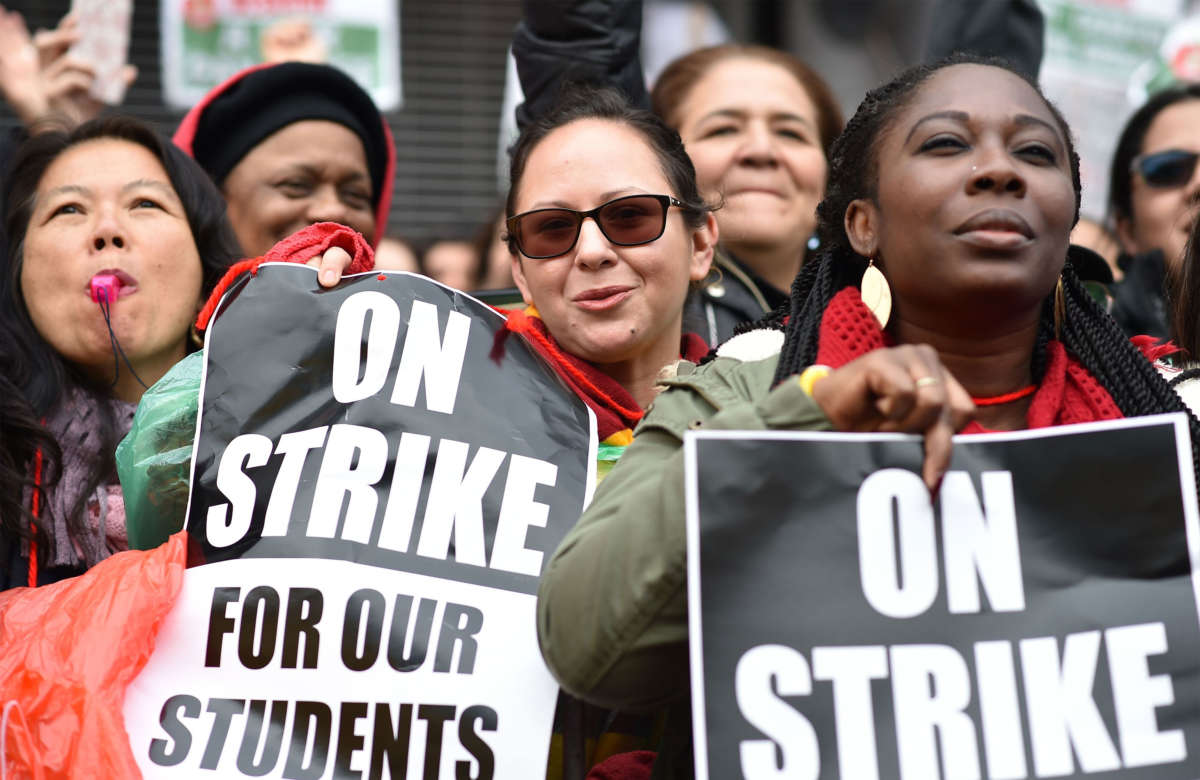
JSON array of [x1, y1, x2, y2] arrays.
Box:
[[496, 84, 716, 777], [1108, 84, 1200, 339], [501, 84, 717, 455]]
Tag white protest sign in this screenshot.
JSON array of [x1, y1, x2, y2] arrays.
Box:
[[126, 559, 549, 777], [124, 265, 596, 777]]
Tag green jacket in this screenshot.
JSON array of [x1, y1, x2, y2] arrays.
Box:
[[536, 337, 832, 777]]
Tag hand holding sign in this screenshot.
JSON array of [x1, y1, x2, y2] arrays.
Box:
[[307, 245, 353, 288], [811, 345, 975, 491], [686, 419, 1200, 780]]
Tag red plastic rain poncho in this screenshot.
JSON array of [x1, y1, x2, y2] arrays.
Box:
[[0, 533, 186, 779]]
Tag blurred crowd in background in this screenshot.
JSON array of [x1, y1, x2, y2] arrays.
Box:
[[4, 0, 1196, 295]]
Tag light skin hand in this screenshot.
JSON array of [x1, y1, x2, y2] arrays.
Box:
[[306, 246, 354, 287], [0, 11, 136, 128], [0, 8, 47, 124], [810, 345, 976, 492]]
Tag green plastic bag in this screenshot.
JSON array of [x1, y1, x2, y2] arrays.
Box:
[[115, 351, 203, 550]]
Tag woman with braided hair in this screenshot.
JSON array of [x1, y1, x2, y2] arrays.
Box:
[[535, 55, 1200, 778]]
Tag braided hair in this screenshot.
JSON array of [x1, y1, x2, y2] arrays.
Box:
[[767, 54, 1200, 483]]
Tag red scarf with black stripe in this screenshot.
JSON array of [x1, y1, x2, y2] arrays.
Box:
[[816, 288, 1125, 430], [498, 307, 708, 443]]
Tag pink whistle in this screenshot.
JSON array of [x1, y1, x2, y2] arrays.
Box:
[[89, 274, 121, 304]]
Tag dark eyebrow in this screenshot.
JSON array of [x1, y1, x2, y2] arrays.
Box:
[[696, 109, 745, 124], [903, 110, 1066, 148], [123, 179, 178, 199], [282, 163, 369, 184], [904, 111, 969, 145], [1014, 113, 1064, 143], [696, 108, 816, 129], [43, 180, 178, 203], [527, 189, 652, 211], [43, 184, 89, 199]]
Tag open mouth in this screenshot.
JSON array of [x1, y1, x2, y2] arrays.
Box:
[[86, 269, 139, 301]]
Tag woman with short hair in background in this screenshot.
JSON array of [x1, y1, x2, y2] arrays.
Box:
[[650, 44, 842, 343]]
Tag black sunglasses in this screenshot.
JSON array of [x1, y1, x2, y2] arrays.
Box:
[[1131, 148, 1200, 189], [506, 194, 684, 259]]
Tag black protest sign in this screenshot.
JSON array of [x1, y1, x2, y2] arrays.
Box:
[[684, 417, 1200, 780], [124, 264, 595, 778], [188, 263, 594, 594]]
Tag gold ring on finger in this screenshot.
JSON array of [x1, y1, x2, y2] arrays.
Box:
[[914, 376, 939, 389]]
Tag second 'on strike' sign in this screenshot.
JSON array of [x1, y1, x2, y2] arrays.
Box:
[[686, 417, 1200, 780]]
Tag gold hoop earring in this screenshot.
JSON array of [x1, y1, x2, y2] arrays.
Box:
[[861, 258, 892, 327], [190, 324, 204, 349], [1053, 275, 1065, 340]]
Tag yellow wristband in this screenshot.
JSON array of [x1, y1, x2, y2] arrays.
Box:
[[796, 364, 832, 397]]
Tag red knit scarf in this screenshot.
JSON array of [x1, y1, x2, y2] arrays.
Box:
[[815, 288, 1125, 431], [197, 222, 375, 331], [496, 308, 708, 442]]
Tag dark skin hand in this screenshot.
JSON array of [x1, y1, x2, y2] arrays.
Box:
[[810, 344, 976, 492]]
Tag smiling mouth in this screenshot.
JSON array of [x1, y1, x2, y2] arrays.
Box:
[[729, 187, 784, 198], [574, 286, 634, 311]]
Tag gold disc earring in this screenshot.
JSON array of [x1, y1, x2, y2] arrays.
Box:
[[861, 258, 892, 328], [1053, 275, 1066, 340]]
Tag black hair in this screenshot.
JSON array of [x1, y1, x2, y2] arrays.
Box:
[[766, 55, 1200, 484], [504, 83, 712, 256], [1172, 213, 1200, 357], [1108, 83, 1200, 228], [0, 116, 241, 572]]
